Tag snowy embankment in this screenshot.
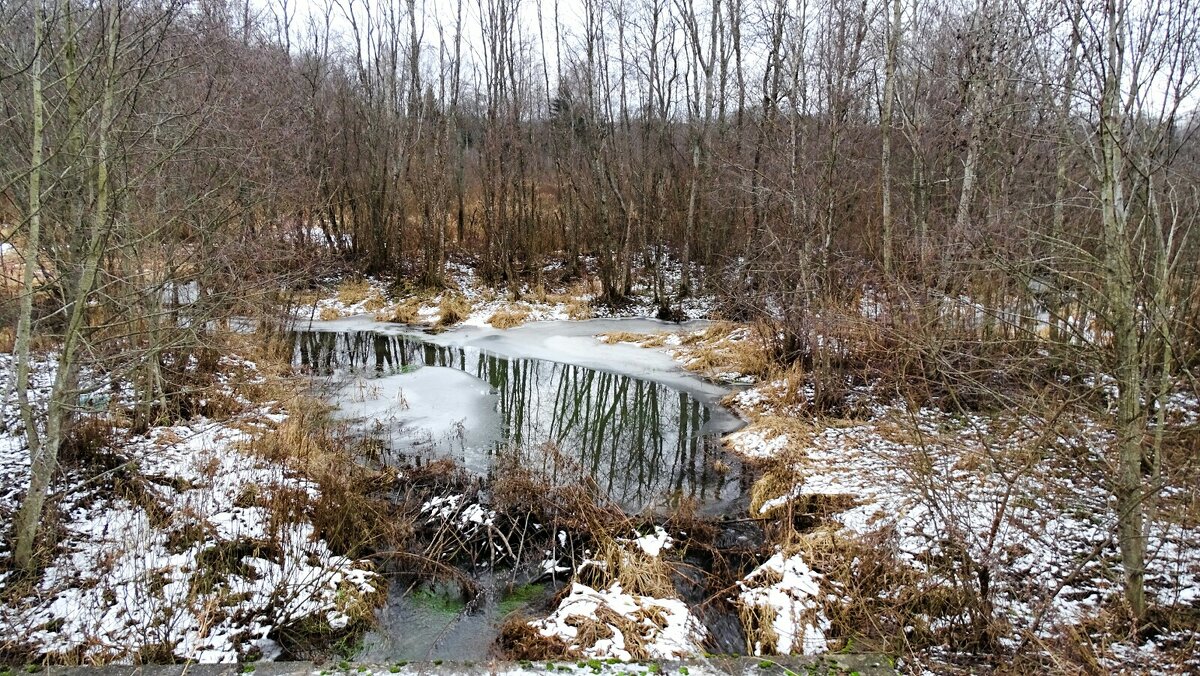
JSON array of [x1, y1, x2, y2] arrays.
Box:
[[0, 355, 378, 664], [723, 373, 1200, 670], [297, 258, 716, 329]]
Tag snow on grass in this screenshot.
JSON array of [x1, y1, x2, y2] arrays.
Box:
[[0, 355, 378, 664], [297, 277, 392, 321], [421, 493, 497, 531], [294, 257, 718, 329], [736, 551, 830, 656], [526, 523, 703, 662], [596, 323, 767, 385], [726, 429, 789, 460], [629, 527, 673, 558], [724, 376, 1200, 667], [531, 582, 707, 661]]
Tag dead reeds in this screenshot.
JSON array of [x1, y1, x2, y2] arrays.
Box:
[[488, 305, 532, 329], [436, 292, 472, 328]]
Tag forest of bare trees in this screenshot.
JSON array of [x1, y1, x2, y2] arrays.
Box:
[[2, 0, 1200, 668]]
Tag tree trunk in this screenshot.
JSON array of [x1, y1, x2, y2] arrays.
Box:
[[880, 0, 900, 276], [1098, 0, 1145, 620], [12, 0, 46, 571]]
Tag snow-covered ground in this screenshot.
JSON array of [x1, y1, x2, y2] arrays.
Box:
[[0, 354, 378, 664], [722, 373, 1200, 671]]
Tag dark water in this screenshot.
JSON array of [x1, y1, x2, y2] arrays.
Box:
[[291, 329, 747, 513]]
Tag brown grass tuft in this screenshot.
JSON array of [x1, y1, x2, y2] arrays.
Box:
[[318, 306, 342, 321], [599, 330, 656, 345], [576, 536, 675, 599], [488, 305, 532, 329], [749, 462, 805, 520], [497, 614, 573, 660], [378, 298, 423, 324], [437, 292, 472, 328], [362, 293, 387, 313], [336, 278, 372, 306], [681, 322, 772, 379], [565, 298, 593, 320], [739, 596, 782, 655], [245, 397, 410, 556]]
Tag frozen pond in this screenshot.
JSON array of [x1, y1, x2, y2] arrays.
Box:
[[291, 317, 747, 513]]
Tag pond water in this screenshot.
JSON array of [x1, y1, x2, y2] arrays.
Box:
[[289, 317, 751, 661], [291, 318, 747, 513]]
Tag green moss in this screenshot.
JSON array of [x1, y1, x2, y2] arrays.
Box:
[[411, 588, 468, 615], [499, 583, 547, 614]]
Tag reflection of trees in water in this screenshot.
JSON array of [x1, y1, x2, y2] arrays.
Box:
[[293, 331, 460, 375], [291, 331, 733, 508]]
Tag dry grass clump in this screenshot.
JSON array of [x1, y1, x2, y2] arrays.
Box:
[[749, 460, 805, 520], [336, 278, 372, 306], [436, 292, 472, 328], [600, 330, 646, 344], [576, 535, 676, 599], [246, 397, 410, 556], [601, 322, 772, 379], [682, 322, 772, 379], [600, 330, 661, 346], [488, 304, 532, 329], [378, 298, 423, 324], [738, 584, 783, 655], [318, 306, 342, 321], [800, 527, 956, 655], [361, 292, 387, 312], [565, 298, 593, 320], [291, 289, 322, 309], [581, 606, 657, 660], [497, 614, 573, 660]]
